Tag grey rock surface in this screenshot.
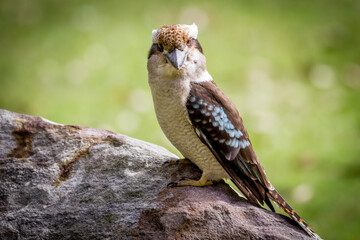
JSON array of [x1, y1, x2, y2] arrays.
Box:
[[0, 109, 311, 240]]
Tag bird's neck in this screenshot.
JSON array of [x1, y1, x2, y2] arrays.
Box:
[[149, 73, 191, 106]]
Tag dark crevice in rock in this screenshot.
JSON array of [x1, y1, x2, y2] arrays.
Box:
[[104, 135, 125, 147], [54, 136, 124, 187], [8, 127, 34, 159], [54, 143, 93, 187]]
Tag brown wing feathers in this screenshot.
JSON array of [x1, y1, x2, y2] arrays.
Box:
[[186, 81, 321, 239], [186, 81, 274, 210]]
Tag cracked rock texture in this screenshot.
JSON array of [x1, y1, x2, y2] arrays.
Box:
[[0, 109, 311, 240]]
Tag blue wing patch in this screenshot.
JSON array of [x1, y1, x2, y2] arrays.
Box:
[[186, 94, 250, 160]]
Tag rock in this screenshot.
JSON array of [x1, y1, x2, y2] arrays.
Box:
[[0, 109, 311, 240]]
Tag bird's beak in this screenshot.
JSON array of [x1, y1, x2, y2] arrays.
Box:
[[166, 48, 188, 70]]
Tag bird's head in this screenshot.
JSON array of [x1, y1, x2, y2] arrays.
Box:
[[148, 23, 209, 80]]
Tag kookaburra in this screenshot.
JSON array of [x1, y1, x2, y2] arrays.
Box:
[[147, 23, 321, 239]]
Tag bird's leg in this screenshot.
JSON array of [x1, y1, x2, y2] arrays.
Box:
[[167, 172, 213, 187], [163, 158, 192, 166]]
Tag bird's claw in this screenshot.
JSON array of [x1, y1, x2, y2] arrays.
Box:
[[167, 182, 179, 188], [166, 176, 213, 188], [167, 178, 188, 187], [163, 159, 179, 166], [163, 158, 192, 166]]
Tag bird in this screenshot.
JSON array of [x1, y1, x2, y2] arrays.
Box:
[[147, 23, 321, 239]]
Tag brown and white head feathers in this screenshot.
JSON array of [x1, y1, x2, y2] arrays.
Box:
[[152, 23, 198, 52], [148, 23, 211, 83]]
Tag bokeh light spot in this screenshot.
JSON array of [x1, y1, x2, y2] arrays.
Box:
[[309, 64, 335, 89], [116, 110, 140, 134], [292, 184, 314, 204], [128, 89, 152, 113]]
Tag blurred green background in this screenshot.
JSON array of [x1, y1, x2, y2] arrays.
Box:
[[1, 0, 359, 239]]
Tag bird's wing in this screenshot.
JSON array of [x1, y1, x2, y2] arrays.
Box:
[[186, 80, 273, 208]]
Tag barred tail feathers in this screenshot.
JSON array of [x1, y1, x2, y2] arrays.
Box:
[[267, 189, 322, 240]]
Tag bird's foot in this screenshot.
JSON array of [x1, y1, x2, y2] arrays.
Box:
[[167, 174, 213, 187], [163, 158, 192, 166]]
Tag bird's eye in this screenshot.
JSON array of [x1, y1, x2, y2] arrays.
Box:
[[158, 44, 164, 52], [187, 39, 191, 46]]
